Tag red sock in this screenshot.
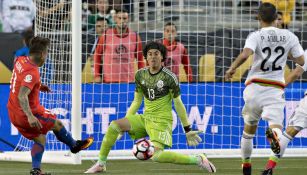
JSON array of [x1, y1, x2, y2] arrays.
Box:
[[265, 160, 277, 170], [242, 162, 252, 168]]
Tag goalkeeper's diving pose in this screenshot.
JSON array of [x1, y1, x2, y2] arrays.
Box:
[[85, 41, 216, 173]]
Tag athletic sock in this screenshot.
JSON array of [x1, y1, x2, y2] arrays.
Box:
[[241, 131, 254, 165], [279, 131, 293, 157], [53, 127, 76, 149], [99, 121, 121, 163], [31, 142, 44, 169], [265, 157, 278, 170], [152, 150, 198, 164]]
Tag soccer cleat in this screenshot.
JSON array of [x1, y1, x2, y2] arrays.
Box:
[[197, 153, 216, 173], [30, 168, 51, 175], [266, 128, 280, 154], [84, 161, 106, 174], [242, 163, 251, 175], [262, 168, 273, 175], [71, 137, 94, 154]]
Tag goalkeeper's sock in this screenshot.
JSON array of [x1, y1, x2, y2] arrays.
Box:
[[152, 150, 198, 164], [98, 121, 121, 162], [54, 127, 76, 149], [31, 142, 44, 169], [241, 131, 254, 164]]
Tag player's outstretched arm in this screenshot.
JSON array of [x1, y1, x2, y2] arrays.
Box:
[[225, 48, 253, 81], [18, 86, 42, 129], [125, 91, 143, 117], [173, 96, 202, 146]]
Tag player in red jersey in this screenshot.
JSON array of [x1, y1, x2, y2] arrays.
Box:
[[162, 22, 193, 82], [7, 36, 94, 175]]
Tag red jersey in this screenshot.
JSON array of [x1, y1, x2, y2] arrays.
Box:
[[94, 28, 145, 83], [7, 56, 44, 115], [163, 39, 193, 82]]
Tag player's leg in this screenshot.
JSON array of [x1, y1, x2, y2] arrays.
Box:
[[7, 109, 50, 175], [278, 126, 300, 156], [85, 117, 138, 173], [240, 84, 262, 175], [52, 119, 93, 153], [98, 118, 131, 162], [261, 87, 286, 174], [263, 103, 307, 175], [277, 96, 307, 157], [151, 141, 197, 164], [30, 134, 48, 175], [262, 126, 298, 175], [150, 141, 216, 173], [241, 123, 257, 175], [144, 116, 216, 173], [52, 119, 76, 148]]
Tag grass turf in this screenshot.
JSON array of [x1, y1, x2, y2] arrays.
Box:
[[0, 157, 306, 175]]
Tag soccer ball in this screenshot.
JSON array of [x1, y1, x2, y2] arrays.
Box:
[[132, 138, 154, 160]]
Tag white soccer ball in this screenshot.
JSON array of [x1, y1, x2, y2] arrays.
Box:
[[132, 138, 155, 160]]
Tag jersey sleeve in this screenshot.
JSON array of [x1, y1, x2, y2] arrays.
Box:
[[169, 75, 181, 98], [290, 33, 304, 58], [244, 32, 257, 52], [20, 69, 40, 90], [134, 71, 143, 93], [303, 50, 307, 71], [94, 33, 105, 78]]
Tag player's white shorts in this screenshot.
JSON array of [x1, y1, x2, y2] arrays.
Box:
[[288, 95, 307, 129], [242, 83, 285, 126]]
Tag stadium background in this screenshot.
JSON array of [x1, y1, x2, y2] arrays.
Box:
[[0, 0, 307, 167]]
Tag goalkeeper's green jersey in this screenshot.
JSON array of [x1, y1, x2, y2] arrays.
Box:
[[135, 67, 180, 120]]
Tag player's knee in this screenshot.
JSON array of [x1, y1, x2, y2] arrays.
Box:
[[33, 134, 47, 146], [52, 119, 64, 132], [242, 131, 255, 139], [244, 117, 259, 126], [113, 118, 130, 132], [109, 121, 122, 133]]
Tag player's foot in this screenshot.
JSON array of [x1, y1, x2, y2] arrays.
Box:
[[30, 168, 51, 175], [242, 163, 251, 175], [71, 137, 94, 154], [84, 161, 106, 174], [197, 153, 216, 173], [266, 128, 280, 154], [261, 168, 273, 175]]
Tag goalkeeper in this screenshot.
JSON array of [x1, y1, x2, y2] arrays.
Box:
[[85, 41, 216, 173]]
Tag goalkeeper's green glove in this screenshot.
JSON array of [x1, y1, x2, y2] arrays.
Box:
[[184, 125, 203, 146]]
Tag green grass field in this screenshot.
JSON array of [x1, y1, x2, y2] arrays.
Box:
[[0, 157, 307, 175]]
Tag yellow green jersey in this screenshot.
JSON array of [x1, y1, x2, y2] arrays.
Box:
[[135, 67, 180, 120]]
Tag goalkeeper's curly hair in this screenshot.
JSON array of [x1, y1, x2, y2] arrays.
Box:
[[143, 41, 167, 62]]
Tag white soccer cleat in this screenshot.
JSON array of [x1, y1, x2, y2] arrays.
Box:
[[197, 153, 217, 173], [84, 161, 106, 174]]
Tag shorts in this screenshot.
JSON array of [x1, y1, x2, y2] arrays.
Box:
[[242, 83, 285, 126], [8, 107, 56, 140], [288, 96, 307, 129], [126, 114, 173, 148]]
